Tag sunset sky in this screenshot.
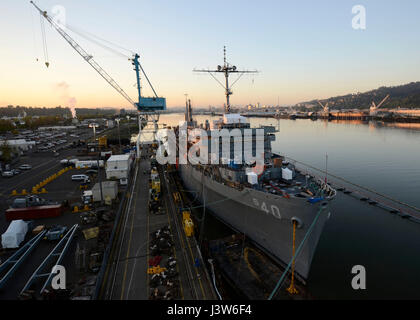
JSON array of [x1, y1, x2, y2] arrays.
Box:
[[1, 0, 419, 110]]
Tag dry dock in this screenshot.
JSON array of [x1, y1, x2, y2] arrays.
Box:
[[101, 145, 216, 300]]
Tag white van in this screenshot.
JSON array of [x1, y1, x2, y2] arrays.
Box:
[[71, 174, 90, 182]]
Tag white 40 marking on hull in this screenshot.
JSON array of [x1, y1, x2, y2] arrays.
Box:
[[253, 198, 281, 220]]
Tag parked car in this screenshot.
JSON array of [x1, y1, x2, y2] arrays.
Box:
[[11, 169, 20, 175], [19, 164, 32, 170], [2, 171, 14, 178], [71, 174, 90, 183]]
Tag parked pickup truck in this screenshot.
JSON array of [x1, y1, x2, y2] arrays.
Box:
[[44, 225, 68, 241]]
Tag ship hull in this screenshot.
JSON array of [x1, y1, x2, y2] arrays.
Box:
[[179, 164, 331, 281]]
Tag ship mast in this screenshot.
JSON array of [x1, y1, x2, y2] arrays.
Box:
[[194, 46, 258, 113]]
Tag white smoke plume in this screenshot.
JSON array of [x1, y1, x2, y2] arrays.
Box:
[[53, 81, 77, 117]]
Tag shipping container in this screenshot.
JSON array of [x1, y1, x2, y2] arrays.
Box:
[[5, 204, 62, 222]]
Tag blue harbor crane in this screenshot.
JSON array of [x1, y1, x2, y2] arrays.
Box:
[[30, 1, 165, 156]]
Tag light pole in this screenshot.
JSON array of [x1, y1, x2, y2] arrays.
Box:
[[89, 123, 103, 204], [126, 115, 131, 145], [115, 118, 122, 153], [89, 123, 98, 142]]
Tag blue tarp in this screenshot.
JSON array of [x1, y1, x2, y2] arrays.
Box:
[[308, 197, 324, 204]]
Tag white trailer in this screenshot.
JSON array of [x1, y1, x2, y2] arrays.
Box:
[[76, 160, 104, 169], [106, 154, 132, 180]]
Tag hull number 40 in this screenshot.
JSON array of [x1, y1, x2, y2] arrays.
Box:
[[252, 198, 281, 220]]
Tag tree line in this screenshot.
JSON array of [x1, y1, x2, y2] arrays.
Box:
[[0, 106, 72, 117], [0, 116, 72, 134]]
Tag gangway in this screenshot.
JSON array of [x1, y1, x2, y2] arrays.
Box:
[[0, 230, 47, 289], [20, 224, 78, 297]]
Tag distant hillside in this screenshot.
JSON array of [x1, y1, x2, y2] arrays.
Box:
[[300, 82, 420, 110]]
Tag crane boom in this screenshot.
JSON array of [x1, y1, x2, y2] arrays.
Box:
[[317, 101, 329, 112], [30, 1, 135, 107], [376, 94, 390, 109]]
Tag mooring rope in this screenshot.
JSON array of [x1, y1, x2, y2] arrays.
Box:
[[268, 205, 325, 300]]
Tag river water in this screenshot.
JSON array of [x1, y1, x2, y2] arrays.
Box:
[[155, 113, 420, 299]]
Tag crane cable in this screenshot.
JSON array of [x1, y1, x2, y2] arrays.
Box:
[[30, 4, 39, 62], [138, 62, 159, 98], [39, 13, 49, 67], [63, 24, 159, 97], [65, 24, 133, 59], [67, 24, 134, 55]]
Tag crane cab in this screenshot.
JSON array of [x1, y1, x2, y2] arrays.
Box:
[[136, 97, 166, 112]]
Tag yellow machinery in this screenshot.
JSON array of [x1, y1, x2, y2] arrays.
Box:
[[98, 136, 108, 148], [173, 192, 181, 204], [147, 266, 167, 274], [151, 180, 161, 193], [182, 211, 194, 237]]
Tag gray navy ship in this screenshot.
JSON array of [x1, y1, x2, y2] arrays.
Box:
[[169, 48, 336, 281]]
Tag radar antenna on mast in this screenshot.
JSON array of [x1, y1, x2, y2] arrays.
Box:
[[193, 46, 258, 113]]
